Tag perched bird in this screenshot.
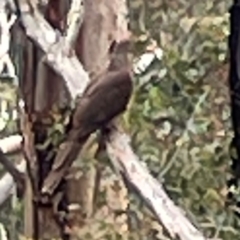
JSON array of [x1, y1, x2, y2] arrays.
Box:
[[41, 40, 133, 197]]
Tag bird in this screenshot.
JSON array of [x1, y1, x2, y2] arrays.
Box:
[[41, 39, 133, 197]]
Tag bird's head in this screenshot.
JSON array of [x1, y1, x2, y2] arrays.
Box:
[[108, 40, 132, 70]]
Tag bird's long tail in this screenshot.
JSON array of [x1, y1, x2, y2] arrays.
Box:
[[41, 139, 86, 197]]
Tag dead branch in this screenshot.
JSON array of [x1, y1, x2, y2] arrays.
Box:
[[16, 0, 89, 99], [0, 135, 22, 153], [0, 4, 17, 79], [7, 0, 209, 239], [0, 160, 25, 204], [106, 128, 207, 240], [0, 135, 25, 205], [0, 149, 25, 192]]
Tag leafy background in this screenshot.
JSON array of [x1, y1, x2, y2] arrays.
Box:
[[0, 0, 238, 239]]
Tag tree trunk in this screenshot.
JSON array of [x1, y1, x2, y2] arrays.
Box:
[[19, 0, 70, 238], [16, 0, 130, 238], [71, 0, 130, 238]]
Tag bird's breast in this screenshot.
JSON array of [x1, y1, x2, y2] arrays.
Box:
[[71, 69, 133, 135]]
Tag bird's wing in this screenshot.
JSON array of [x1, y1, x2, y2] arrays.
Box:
[[72, 70, 132, 130]]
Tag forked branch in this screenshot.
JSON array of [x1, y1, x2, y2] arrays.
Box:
[[16, 0, 89, 99]]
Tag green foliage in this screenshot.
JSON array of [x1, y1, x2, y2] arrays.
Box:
[[126, 0, 237, 239]]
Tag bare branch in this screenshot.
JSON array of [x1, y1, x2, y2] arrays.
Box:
[[16, 0, 89, 99], [0, 135, 22, 153], [0, 160, 25, 205], [0, 135, 24, 205], [65, 0, 84, 50], [0, 5, 17, 79], [0, 149, 24, 183], [106, 129, 207, 240]]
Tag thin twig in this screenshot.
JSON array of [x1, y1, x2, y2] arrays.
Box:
[[65, 0, 84, 51]]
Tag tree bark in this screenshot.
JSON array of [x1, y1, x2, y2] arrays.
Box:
[[14, 0, 130, 238], [18, 0, 129, 239], [18, 1, 70, 238]]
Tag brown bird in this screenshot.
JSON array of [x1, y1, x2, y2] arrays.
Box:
[[41, 40, 133, 197]]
